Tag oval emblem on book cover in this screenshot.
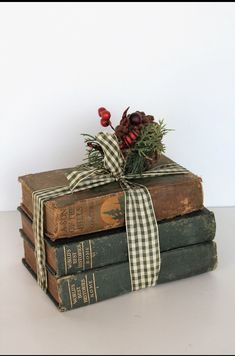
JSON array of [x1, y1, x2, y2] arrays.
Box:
[[100, 194, 125, 226]]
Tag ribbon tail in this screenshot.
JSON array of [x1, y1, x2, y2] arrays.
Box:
[[32, 186, 71, 291], [121, 181, 161, 291]]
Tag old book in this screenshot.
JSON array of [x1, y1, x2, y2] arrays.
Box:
[[18, 155, 203, 240], [23, 239, 217, 311], [19, 206, 216, 277]]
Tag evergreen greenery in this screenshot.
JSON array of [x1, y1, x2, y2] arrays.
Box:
[[82, 120, 170, 175], [124, 120, 171, 174], [81, 134, 105, 170]]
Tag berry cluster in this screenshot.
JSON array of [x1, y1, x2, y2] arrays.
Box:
[[98, 107, 113, 128], [98, 106, 155, 150], [115, 107, 154, 149]]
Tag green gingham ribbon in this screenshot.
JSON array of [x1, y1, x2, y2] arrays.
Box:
[[33, 132, 188, 292]]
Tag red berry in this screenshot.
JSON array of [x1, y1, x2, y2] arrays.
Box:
[[123, 137, 129, 145], [129, 131, 138, 140], [98, 107, 106, 117], [100, 118, 110, 127], [124, 135, 132, 145], [101, 110, 111, 121]]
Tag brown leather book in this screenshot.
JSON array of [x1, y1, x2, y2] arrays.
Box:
[[18, 155, 203, 241]]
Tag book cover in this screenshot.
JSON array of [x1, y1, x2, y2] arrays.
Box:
[[23, 239, 217, 312], [19, 207, 216, 277], [18, 155, 203, 240]]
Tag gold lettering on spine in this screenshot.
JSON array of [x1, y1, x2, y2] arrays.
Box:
[[89, 240, 93, 269], [60, 209, 68, 234], [88, 202, 95, 229], [93, 273, 98, 302], [77, 244, 83, 269], [82, 242, 85, 271], [68, 207, 75, 233], [64, 248, 72, 272], [67, 280, 73, 308], [71, 284, 78, 305], [81, 278, 88, 304], [76, 287, 82, 300], [72, 252, 78, 265], [63, 246, 68, 275], [85, 275, 90, 304], [76, 206, 84, 231]]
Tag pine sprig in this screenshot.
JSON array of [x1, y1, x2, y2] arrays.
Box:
[[81, 134, 104, 170], [134, 120, 170, 155], [124, 120, 171, 174]]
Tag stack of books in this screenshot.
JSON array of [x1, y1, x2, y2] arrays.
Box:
[[18, 155, 217, 312]]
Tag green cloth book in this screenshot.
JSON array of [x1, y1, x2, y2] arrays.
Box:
[[23, 239, 217, 312], [19, 207, 216, 277]]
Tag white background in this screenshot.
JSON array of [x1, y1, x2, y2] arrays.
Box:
[[0, 2, 235, 211]]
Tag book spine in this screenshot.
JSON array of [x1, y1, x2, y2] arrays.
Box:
[[44, 176, 203, 239], [57, 241, 217, 311], [56, 208, 216, 276], [56, 231, 128, 277], [19, 207, 216, 277]]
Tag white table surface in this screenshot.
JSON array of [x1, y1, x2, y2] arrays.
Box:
[[0, 207, 235, 355]]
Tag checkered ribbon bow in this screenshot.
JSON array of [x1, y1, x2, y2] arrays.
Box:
[[33, 132, 188, 292]]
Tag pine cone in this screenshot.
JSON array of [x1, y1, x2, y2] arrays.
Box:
[[142, 115, 154, 124], [120, 116, 130, 127], [145, 115, 154, 123], [115, 124, 129, 140]]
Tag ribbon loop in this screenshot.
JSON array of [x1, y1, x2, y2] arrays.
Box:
[[95, 132, 125, 178]]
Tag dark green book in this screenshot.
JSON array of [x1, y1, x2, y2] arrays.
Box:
[[19, 207, 216, 277], [23, 239, 217, 312]]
